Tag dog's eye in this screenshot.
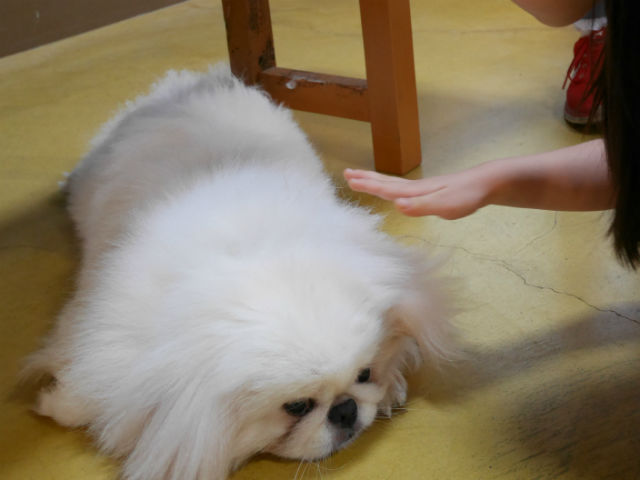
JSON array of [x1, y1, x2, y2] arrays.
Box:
[[357, 368, 371, 383], [283, 399, 315, 417]]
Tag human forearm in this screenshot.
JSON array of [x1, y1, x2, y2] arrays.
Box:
[[511, 0, 596, 26], [483, 139, 614, 211]]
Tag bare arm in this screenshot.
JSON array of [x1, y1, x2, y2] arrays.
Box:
[[511, 0, 597, 27], [344, 139, 615, 219]]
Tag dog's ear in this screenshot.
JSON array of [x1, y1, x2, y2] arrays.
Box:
[[121, 389, 238, 480], [384, 254, 458, 366], [373, 255, 457, 413]]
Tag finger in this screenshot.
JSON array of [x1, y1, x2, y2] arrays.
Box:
[[343, 168, 400, 182], [394, 197, 431, 216], [347, 178, 401, 200], [347, 177, 419, 200], [352, 175, 447, 200], [394, 191, 461, 219]]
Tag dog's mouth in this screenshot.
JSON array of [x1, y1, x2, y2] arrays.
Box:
[[295, 424, 364, 462], [330, 423, 363, 455]]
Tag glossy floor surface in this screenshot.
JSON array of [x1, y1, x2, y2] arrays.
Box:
[[1, 1, 639, 479]]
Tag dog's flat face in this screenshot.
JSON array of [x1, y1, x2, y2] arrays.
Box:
[[240, 344, 388, 461], [222, 330, 397, 464], [264, 366, 386, 459], [206, 253, 417, 464]]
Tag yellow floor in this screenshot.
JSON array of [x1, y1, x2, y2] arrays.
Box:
[[2, 1, 639, 479]]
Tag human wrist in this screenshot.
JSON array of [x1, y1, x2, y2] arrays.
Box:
[[469, 159, 511, 209]]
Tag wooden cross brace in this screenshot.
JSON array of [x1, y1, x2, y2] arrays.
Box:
[[222, 0, 422, 175]]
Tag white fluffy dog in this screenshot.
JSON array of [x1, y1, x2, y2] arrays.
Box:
[[26, 64, 454, 480]]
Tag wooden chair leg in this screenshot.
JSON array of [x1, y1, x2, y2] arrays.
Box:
[[359, 0, 422, 174], [221, 0, 275, 84], [222, 0, 422, 175]]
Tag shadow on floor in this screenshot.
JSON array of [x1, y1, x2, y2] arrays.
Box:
[[1, 192, 78, 392], [419, 307, 640, 479]]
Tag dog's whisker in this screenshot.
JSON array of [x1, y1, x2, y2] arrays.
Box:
[[301, 459, 313, 480], [315, 459, 347, 473], [293, 458, 306, 480]]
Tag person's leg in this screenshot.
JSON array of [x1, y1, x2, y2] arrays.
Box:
[[573, 1, 606, 32], [512, 0, 598, 27]]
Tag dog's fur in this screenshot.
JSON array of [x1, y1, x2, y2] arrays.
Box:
[[26, 65, 454, 480]]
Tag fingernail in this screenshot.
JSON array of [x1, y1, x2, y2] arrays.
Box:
[[395, 198, 411, 208]]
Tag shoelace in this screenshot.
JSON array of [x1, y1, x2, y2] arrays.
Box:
[[562, 29, 605, 89], [563, 36, 591, 89]]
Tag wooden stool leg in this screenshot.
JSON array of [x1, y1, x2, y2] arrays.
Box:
[[359, 0, 422, 175], [222, 0, 275, 84]]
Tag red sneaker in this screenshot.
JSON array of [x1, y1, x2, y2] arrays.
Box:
[[563, 27, 606, 125]]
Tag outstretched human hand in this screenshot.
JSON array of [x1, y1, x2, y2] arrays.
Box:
[[344, 140, 613, 219], [344, 167, 494, 219]]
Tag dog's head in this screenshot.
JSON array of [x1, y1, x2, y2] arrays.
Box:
[[227, 248, 453, 464], [97, 205, 455, 480], [115, 242, 452, 480]]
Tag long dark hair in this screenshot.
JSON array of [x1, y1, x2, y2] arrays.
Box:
[[599, 1, 640, 267]]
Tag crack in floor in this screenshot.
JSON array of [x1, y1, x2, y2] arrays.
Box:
[[495, 259, 640, 326], [515, 212, 559, 254], [399, 234, 640, 326]]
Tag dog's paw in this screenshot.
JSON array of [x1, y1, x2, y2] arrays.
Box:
[[34, 383, 92, 428], [377, 370, 408, 417]]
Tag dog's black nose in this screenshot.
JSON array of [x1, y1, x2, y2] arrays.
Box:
[[328, 398, 357, 429]]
